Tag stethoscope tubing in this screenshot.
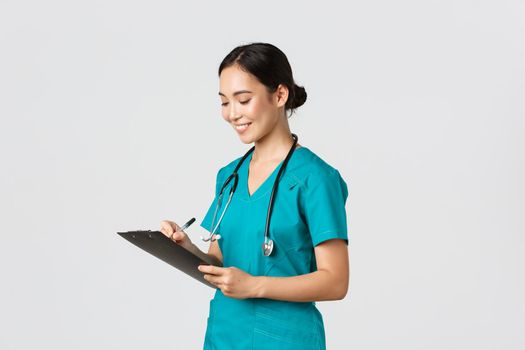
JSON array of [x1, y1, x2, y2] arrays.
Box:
[[203, 133, 299, 256]]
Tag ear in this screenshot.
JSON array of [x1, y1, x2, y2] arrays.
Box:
[[274, 84, 289, 108]]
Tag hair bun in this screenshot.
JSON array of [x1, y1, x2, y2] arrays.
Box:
[[291, 84, 307, 109]]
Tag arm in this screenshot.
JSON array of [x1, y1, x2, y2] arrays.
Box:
[[199, 238, 349, 302], [178, 240, 223, 267], [254, 239, 349, 301], [206, 239, 223, 266], [159, 220, 223, 266]]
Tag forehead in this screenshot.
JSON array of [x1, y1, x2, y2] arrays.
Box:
[[219, 65, 263, 95]]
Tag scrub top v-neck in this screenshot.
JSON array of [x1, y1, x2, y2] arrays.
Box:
[[200, 146, 349, 350], [241, 147, 288, 201]]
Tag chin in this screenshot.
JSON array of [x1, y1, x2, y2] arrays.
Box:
[[238, 135, 254, 144]]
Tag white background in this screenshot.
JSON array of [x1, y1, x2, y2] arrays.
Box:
[[1, 1, 524, 349]]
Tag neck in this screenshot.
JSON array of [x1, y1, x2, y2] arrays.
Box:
[[252, 125, 298, 163]]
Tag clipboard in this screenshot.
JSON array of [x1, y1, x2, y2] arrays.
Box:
[[117, 230, 221, 288]]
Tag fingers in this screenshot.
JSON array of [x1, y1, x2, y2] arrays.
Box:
[[160, 220, 183, 240], [198, 265, 219, 285], [198, 265, 223, 275], [160, 220, 174, 237], [170, 231, 186, 241], [203, 273, 222, 287], [200, 267, 235, 292], [170, 221, 181, 232]]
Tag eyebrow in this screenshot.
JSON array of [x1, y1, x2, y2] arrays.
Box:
[[218, 90, 253, 97]]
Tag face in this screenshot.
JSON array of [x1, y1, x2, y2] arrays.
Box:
[[219, 64, 288, 144]]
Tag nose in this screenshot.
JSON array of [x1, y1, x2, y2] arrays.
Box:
[[228, 103, 242, 122]]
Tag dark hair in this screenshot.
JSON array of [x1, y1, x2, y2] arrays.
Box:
[[218, 42, 307, 117]]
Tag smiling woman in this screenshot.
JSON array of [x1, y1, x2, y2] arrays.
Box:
[[217, 44, 307, 146], [160, 42, 350, 350]]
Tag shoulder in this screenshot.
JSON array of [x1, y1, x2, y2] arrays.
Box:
[[213, 146, 348, 192], [214, 153, 246, 182], [290, 146, 348, 191]]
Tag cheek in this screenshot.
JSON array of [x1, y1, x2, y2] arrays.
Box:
[[221, 107, 229, 121], [245, 100, 267, 119]]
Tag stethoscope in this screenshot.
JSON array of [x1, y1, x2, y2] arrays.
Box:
[[201, 133, 299, 256]]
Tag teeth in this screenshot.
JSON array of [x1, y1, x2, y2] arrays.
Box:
[[235, 123, 250, 130]]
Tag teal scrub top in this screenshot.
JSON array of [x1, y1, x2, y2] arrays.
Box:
[[200, 146, 349, 350]]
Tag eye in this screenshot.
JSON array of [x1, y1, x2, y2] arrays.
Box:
[[240, 99, 251, 105], [221, 102, 229, 107]]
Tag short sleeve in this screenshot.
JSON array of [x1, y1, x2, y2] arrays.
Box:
[[302, 168, 349, 246], [200, 167, 225, 233]]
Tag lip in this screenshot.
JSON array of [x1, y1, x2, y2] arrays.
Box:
[[234, 122, 251, 134]]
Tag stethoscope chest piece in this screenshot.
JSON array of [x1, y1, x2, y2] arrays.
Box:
[[262, 237, 274, 256]]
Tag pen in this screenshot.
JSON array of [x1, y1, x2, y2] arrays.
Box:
[[179, 217, 196, 231]]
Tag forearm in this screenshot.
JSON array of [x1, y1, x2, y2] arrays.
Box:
[[184, 241, 222, 267], [253, 269, 348, 302]]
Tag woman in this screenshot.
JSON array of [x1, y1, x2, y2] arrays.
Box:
[[160, 42, 350, 350]]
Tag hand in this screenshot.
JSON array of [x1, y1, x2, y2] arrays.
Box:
[[198, 265, 259, 299], [159, 220, 193, 250]]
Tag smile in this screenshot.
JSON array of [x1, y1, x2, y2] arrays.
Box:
[[234, 123, 251, 132]]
